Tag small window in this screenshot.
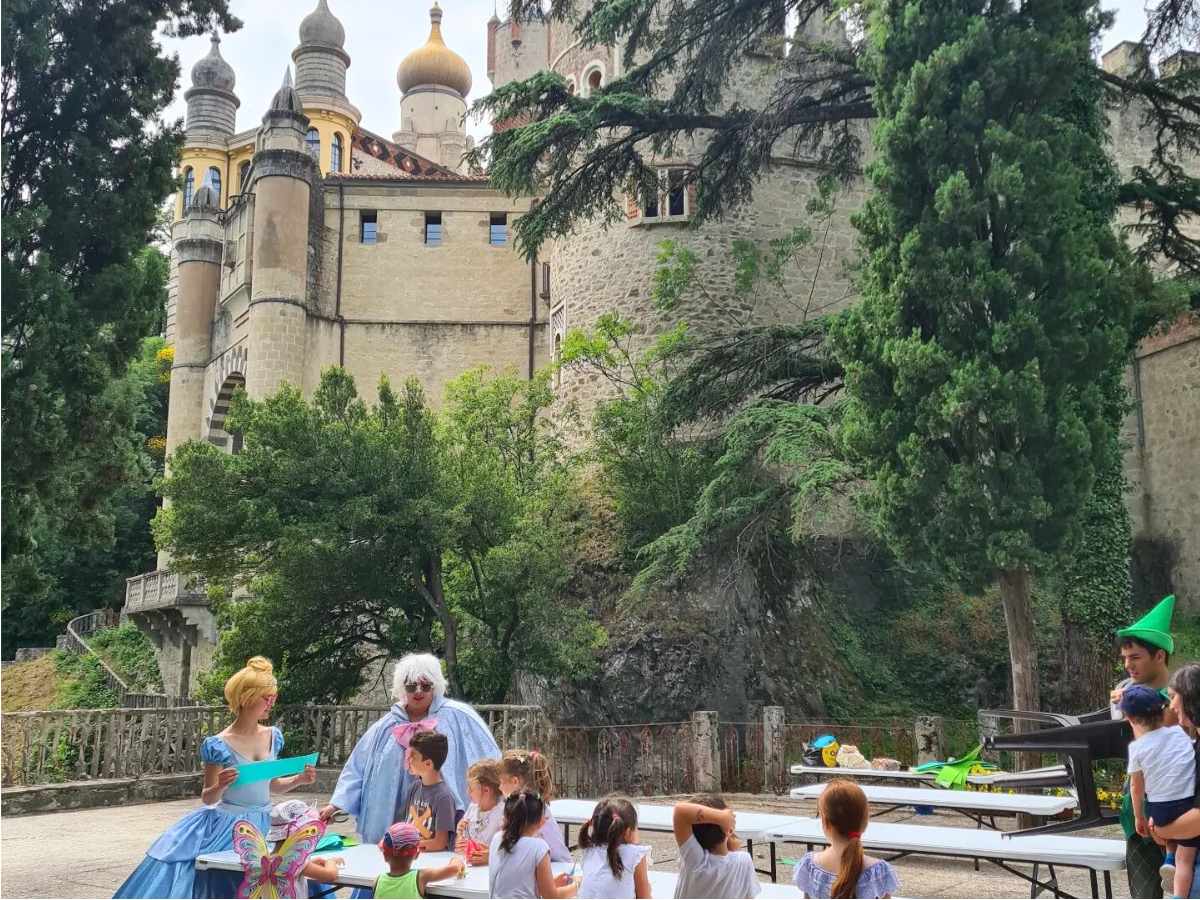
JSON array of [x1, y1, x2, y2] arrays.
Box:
[[643, 185, 659, 219], [182, 167, 195, 208], [489, 212, 508, 246], [360, 211, 378, 244], [306, 128, 321, 160], [204, 167, 222, 204], [238, 161, 251, 191], [667, 169, 687, 217], [541, 261, 551, 299], [331, 133, 343, 173], [425, 212, 442, 246]]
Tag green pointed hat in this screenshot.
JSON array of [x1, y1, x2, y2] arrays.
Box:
[[1118, 595, 1176, 654]]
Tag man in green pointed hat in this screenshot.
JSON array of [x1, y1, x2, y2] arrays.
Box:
[[1112, 595, 1176, 898]]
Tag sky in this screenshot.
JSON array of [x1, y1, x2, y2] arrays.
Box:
[[160, 0, 1155, 145]]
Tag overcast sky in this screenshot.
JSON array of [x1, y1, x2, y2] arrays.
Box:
[[160, 0, 1154, 145]]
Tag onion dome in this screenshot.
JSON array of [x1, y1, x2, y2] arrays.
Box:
[[190, 34, 236, 93], [270, 67, 303, 113], [298, 0, 346, 49], [397, 3, 473, 98]]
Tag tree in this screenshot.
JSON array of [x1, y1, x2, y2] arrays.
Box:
[[156, 367, 600, 704], [2, 0, 238, 628], [2, 331, 172, 653], [829, 0, 1148, 715]]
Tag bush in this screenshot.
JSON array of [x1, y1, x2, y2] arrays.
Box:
[[52, 652, 120, 709], [87, 623, 163, 692]]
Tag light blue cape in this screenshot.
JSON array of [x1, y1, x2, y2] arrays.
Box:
[[330, 695, 501, 843]]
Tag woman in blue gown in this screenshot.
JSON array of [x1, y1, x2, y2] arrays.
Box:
[[114, 656, 316, 899]]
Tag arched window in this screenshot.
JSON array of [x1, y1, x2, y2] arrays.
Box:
[[238, 160, 251, 191], [588, 69, 602, 92], [182, 167, 195, 208], [306, 128, 321, 161], [331, 133, 343, 173], [204, 166, 221, 204]]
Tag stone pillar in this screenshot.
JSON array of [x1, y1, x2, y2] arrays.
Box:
[[691, 710, 721, 793], [914, 715, 945, 765], [762, 705, 786, 794]]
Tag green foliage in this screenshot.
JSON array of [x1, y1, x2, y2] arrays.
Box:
[[156, 367, 601, 704], [52, 652, 120, 710], [3, 335, 171, 653], [87, 623, 164, 693], [2, 0, 233, 651]]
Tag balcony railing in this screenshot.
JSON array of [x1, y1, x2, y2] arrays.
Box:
[[123, 570, 207, 615]]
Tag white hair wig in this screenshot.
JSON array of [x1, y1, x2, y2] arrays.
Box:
[[391, 653, 447, 701]]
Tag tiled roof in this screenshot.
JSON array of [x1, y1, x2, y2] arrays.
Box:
[[328, 170, 491, 184]]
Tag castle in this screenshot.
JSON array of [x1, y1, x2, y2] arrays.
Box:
[[123, 0, 1199, 698]]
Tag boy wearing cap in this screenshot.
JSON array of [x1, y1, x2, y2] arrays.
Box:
[[1112, 595, 1177, 898], [375, 821, 466, 899], [1123, 683, 1197, 900]]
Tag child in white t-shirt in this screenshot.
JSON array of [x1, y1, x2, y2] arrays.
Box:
[[457, 759, 505, 866], [1121, 684, 1197, 899], [488, 789, 580, 899], [577, 796, 652, 899], [672, 795, 761, 899]]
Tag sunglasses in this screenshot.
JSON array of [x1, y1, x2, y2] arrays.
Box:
[[405, 680, 434, 694]]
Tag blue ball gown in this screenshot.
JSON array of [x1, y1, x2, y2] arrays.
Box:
[[113, 727, 284, 899]]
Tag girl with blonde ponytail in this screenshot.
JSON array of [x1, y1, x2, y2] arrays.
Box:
[[115, 657, 317, 899], [792, 780, 899, 898]]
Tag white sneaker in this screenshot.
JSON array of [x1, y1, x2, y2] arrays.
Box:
[[1159, 861, 1176, 896]]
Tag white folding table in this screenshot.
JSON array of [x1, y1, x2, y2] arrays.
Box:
[[790, 783, 1077, 829], [195, 843, 806, 898], [551, 798, 808, 881], [765, 816, 1126, 899]]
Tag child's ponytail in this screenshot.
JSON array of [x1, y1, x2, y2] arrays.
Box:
[[579, 797, 638, 878], [820, 780, 868, 899], [500, 789, 546, 854], [500, 749, 557, 802]]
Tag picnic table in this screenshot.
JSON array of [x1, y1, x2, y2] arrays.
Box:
[[790, 763, 1073, 788], [194, 845, 806, 898], [765, 816, 1125, 899], [789, 783, 1077, 829]]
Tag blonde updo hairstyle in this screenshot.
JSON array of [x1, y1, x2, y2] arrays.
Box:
[[224, 656, 278, 714]]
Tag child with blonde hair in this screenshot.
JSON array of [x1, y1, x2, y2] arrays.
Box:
[[457, 759, 505, 865], [498, 749, 573, 862]]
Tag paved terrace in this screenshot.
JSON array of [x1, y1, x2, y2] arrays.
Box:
[[0, 792, 1132, 898]]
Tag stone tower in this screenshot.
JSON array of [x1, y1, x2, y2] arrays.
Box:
[[245, 70, 321, 400], [180, 35, 239, 213], [394, 3, 474, 172], [292, 0, 361, 174]]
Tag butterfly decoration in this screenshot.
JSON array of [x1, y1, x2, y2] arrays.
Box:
[[232, 817, 326, 899]]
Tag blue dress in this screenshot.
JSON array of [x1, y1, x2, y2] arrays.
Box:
[[114, 727, 284, 899], [793, 852, 900, 898]]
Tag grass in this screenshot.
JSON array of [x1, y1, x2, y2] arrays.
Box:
[[1, 655, 63, 712]]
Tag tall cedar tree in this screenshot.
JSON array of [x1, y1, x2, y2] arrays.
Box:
[[1, 0, 238, 627], [831, 0, 1145, 714]]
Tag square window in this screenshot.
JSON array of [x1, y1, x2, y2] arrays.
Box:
[[489, 212, 508, 246], [360, 211, 378, 244], [425, 212, 442, 245]]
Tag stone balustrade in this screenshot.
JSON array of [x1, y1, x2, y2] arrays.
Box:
[[123, 570, 206, 615]]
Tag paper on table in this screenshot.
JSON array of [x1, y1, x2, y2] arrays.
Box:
[[234, 752, 319, 785]]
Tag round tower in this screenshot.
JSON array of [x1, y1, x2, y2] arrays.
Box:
[[178, 35, 239, 215], [395, 3, 473, 171], [165, 186, 223, 465], [244, 69, 318, 401], [291, 0, 361, 175]]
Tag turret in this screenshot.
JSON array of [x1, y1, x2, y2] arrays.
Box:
[[394, 3, 474, 172], [290, 0, 360, 175], [178, 34, 240, 215], [244, 69, 319, 401]]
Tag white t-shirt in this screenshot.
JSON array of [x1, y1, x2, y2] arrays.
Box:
[[462, 801, 504, 847], [673, 835, 761, 899], [1128, 725, 1196, 802], [578, 843, 652, 899], [489, 833, 550, 899]]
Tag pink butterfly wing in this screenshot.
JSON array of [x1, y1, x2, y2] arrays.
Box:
[[232, 820, 273, 898], [273, 819, 327, 892]]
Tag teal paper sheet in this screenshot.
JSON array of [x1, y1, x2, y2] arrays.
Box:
[[234, 752, 319, 785]]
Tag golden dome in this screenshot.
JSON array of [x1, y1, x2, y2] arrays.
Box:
[[397, 4, 473, 98]]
